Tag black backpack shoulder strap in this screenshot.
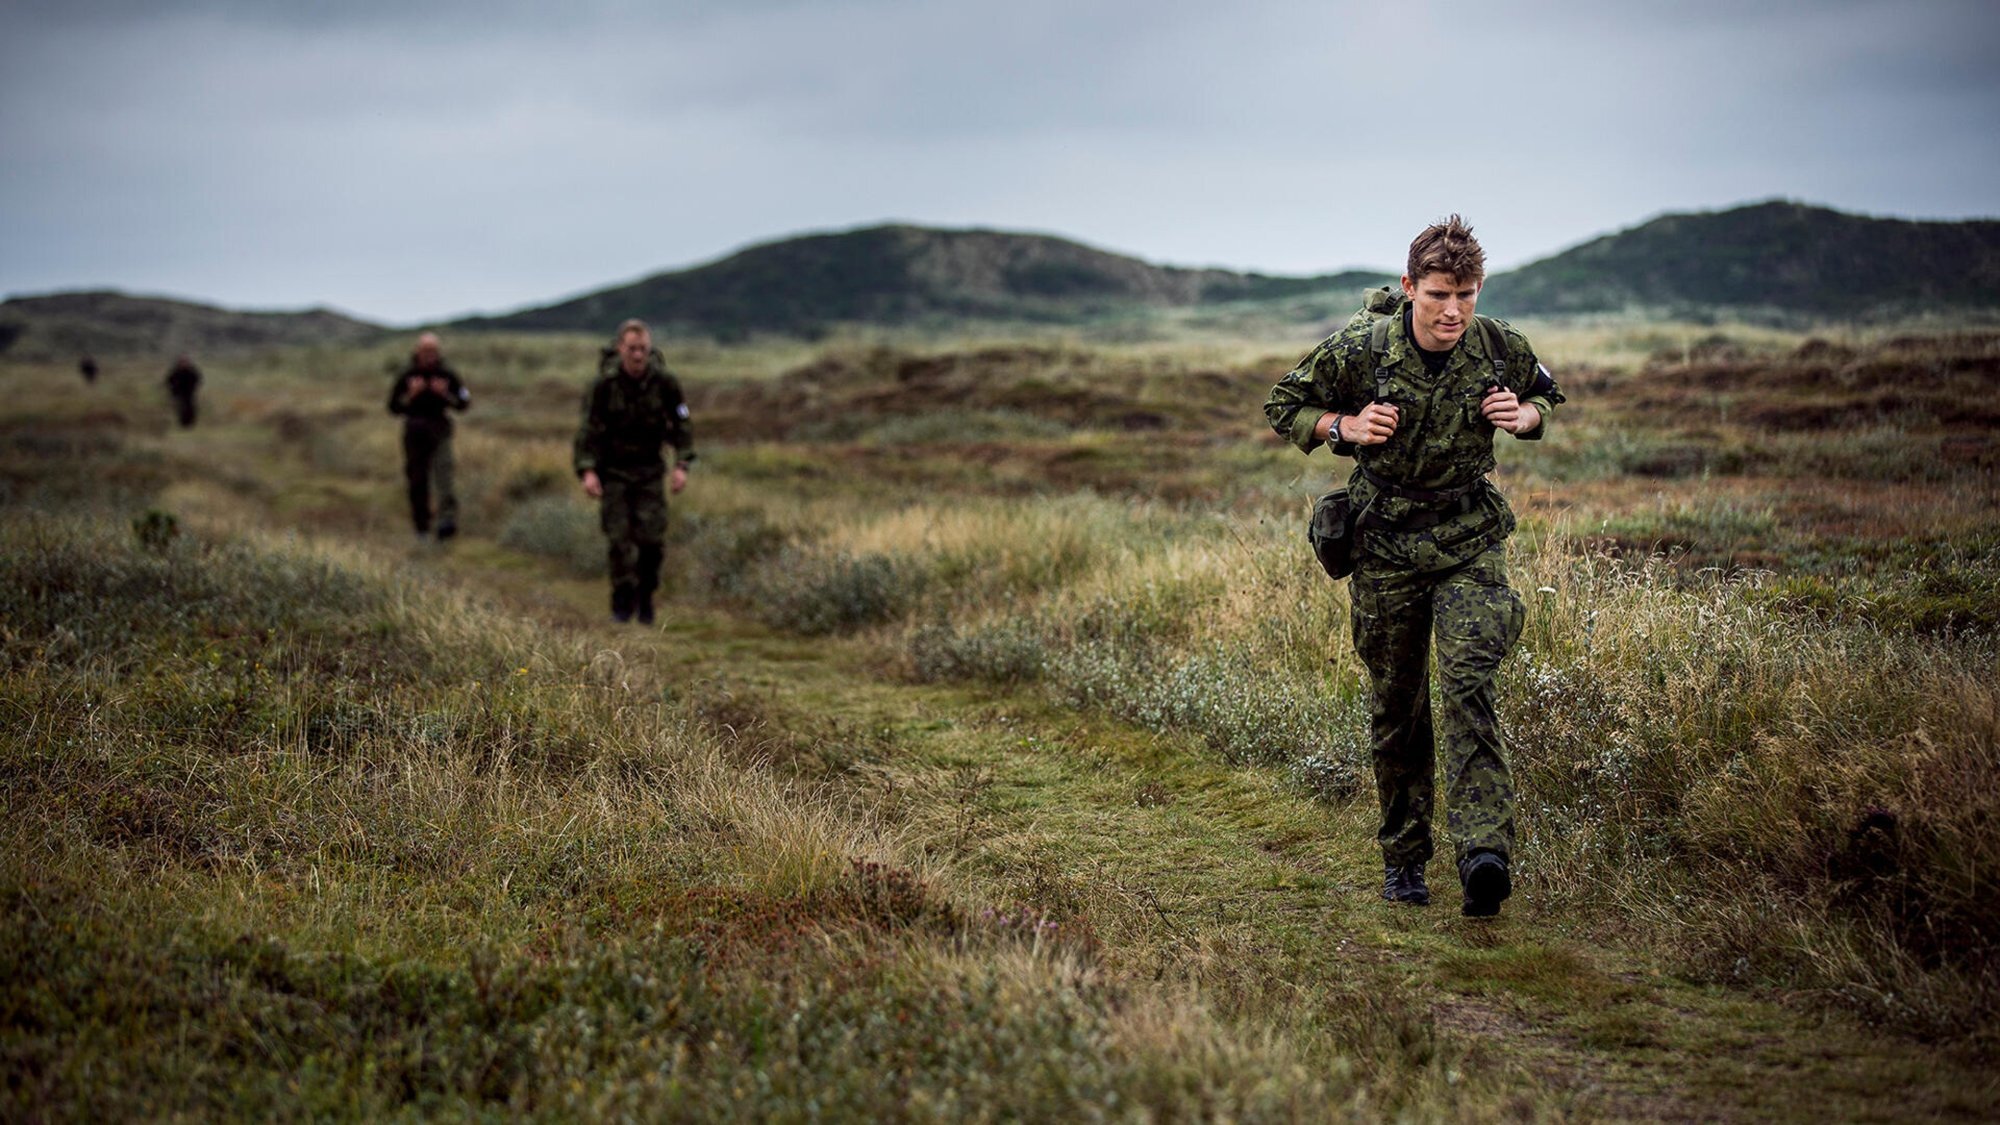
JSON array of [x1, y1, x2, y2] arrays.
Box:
[[1369, 313, 1396, 402], [1476, 315, 1510, 386]]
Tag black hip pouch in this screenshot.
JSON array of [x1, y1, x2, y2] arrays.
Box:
[[1308, 488, 1358, 580]]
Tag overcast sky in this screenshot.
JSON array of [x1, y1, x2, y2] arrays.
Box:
[[3, 0, 1997, 325]]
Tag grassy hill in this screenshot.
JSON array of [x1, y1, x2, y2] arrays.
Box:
[[0, 290, 385, 361], [454, 224, 1390, 340], [15, 203, 2000, 356], [464, 204, 2000, 338], [1480, 200, 2000, 319]]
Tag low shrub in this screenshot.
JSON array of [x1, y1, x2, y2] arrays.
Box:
[[500, 463, 567, 501], [1049, 639, 1366, 796], [1, 513, 386, 674], [748, 549, 925, 636], [905, 616, 1049, 685], [673, 507, 794, 600], [498, 495, 603, 576]]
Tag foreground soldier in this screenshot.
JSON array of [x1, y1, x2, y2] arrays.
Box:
[[387, 332, 471, 541], [164, 354, 202, 427], [573, 319, 694, 624], [1265, 216, 1564, 917]]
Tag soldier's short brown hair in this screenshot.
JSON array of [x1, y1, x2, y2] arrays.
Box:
[[1406, 215, 1486, 286], [617, 318, 650, 341]]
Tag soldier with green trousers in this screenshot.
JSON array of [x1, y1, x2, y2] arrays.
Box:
[[1265, 216, 1564, 917], [574, 319, 694, 625]]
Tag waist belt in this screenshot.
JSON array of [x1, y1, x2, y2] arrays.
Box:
[[1356, 466, 1488, 532], [1358, 465, 1485, 503]]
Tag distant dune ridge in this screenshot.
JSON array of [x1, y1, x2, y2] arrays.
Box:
[[450, 224, 1390, 340], [1477, 200, 2000, 318], [6, 200, 1997, 357], [0, 291, 382, 361]]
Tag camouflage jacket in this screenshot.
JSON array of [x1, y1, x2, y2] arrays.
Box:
[[573, 347, 695, 480], [386, 362, 470, 433], [1265, 288, 1564, 572]]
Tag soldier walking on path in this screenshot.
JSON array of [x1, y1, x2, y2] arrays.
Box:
[[387, 332, 471, 541], [1264, 216, 1565, 918], [574, 319, 694, 625], [164, 354, 202, 427]]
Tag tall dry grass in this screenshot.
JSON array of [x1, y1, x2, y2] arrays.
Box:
[[665, 488, 1999, 1040], [9, 507, 1479, 1119]]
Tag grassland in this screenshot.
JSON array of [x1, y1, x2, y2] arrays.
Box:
[[3, 318, 1997, 1120]]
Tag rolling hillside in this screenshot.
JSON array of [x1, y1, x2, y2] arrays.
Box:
[[453, 224, 1389, 339], [1479, 200, 2000, 318], [0, 290, 384, 360], [467, 204, 2000, 337], [12, 202, 1999, 356]]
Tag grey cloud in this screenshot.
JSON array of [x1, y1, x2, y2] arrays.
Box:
[[3, 0, 1997, 321]]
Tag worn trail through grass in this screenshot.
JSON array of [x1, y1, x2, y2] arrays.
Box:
[[436, 535, 1996, 1123]]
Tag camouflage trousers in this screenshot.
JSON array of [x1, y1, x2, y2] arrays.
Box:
[[1349, 541, 1525, 868], [598, 472, 668, 600], [401, 425, 457, 535]]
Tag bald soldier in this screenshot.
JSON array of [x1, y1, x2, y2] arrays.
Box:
[[573, 319, 694, 625], [387, 332, 471, 541]]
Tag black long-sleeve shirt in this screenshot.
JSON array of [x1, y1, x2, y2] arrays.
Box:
[[387, 362, 470, 434], [165, 360, 201, 396]]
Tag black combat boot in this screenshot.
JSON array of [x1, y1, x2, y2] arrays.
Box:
[[1460, 851, 1512, 917], [635, 590, 656, 626], [610, 586, 635, 624], [1381, 862, 1430, 905], [435, 520, 457, 542]]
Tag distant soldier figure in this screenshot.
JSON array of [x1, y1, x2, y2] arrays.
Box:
[[164, 354, 202, 427], [387, 332, 471, 541], [79, 354, 99, 384], [573, 318, 694, 624], [1264, 216, 1565, 918]]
